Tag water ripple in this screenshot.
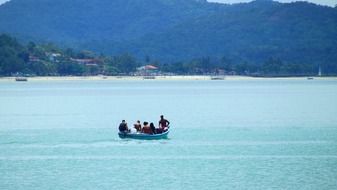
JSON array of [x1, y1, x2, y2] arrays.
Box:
[[0, 140, 335, 149], [0, 155, 337, 161]]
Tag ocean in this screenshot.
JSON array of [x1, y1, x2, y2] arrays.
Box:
[[1, 79, 337, 189]]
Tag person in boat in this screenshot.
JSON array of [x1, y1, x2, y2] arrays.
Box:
[[134, 120, 142, 132], [119, 120, 130, 133], [150, 123, 156, 134], [141, 122, 153, 134], [158, 115, 170, 133]]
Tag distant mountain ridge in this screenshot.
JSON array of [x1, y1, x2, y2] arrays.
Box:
[[0, 0, 336, 64]]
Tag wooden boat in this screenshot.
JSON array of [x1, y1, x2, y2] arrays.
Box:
[[118, 130, 169, 140]]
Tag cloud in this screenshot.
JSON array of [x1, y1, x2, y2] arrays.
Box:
[[0, 0, 10, 5]]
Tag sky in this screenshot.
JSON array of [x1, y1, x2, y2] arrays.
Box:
[[0, 0, 336, 7], [0, 0, 8, 5]]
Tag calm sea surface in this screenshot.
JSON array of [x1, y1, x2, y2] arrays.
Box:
[[1, 79, 337, 190]]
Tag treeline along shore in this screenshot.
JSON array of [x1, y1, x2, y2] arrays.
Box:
[[0, 34, 336, 77]]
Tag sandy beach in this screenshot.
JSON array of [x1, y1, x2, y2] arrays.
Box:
[[0, 75, 336, 82]]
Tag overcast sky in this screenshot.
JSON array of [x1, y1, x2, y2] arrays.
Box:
[[0, 0, 336, 7]]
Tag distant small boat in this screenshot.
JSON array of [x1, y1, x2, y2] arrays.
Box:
[[210, 76, 225, 80], [118, 130, 169, 140], [143, 76, 156, 79], [15, 77, 28, 82], [307, 77, 314, 80]]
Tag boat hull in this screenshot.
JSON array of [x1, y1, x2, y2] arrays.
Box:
[[118, 130, 169, 140], [15, 77, 28, 82]]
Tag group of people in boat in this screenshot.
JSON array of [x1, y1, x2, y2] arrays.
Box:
[[119, 115, 170, 135]]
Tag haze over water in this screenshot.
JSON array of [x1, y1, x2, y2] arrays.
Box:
[[1, 79, 337, 189]]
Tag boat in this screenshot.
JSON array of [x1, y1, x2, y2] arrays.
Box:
[[210, 76, 225, 80], [118, 130, 169, 140], [15, 77, 28, 82], [143, 76, 156, 80]]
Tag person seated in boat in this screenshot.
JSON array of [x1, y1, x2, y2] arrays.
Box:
[[141, 122, 153, 134], [158, 115, 170, 133], [150, 123, 156, 134], [134, 120, 142, 132], [119, 120, 130, 133]]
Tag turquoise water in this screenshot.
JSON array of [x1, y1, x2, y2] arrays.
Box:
[[1, 79, 337, 189]]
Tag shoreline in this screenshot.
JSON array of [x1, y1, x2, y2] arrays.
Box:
[[0, 75, 336, 82]]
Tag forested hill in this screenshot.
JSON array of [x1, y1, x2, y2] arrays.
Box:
[[0, 0, 337, 65]]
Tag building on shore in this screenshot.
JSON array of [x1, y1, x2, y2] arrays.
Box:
[[136, 65, 159, 76]]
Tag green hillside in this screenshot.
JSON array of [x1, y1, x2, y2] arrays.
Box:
[[0, 0, 336, 70]]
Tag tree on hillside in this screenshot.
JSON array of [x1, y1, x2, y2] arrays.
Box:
[[65, 48, 76, 58], [56, 61, 85, 76], [77, 50, 95, 59], [0, 34, 26, 75], [113, 54, 139, 74], [220, 56, 233, 72], [27, 42, 36, 52], [262, 58, 283, 75]]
